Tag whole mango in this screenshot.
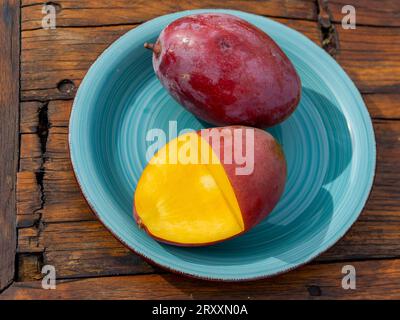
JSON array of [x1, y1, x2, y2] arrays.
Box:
[[145, 13, 301, 127]]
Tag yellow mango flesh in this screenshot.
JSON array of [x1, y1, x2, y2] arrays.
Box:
[[134, 132, 244, 245]]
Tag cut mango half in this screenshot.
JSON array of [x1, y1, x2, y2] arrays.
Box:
[[134, 132, 244, 245]]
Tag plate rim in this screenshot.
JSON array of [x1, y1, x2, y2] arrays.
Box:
[[69, 9, 377, 281]]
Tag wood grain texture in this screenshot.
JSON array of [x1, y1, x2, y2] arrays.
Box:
[[16, 172, 41, 228], [20, 18, 320, 100], [20, 101, 41, 133], [14, 1, 400, 298], [363, 94, 400, 120], [21, 0, 317, 30], [19, 170, 93, 223], [2, 258, 400, 299], [14, 113, 400, 278], [19, 131, 71, 173], [17, 254, 43, 281], [20, 16, 400, 102], [328, 0, 400, 27], [0, 0, 19, 291], [335, 25, 400, 93], [47, 100, 71, 128], [37, 171, 93, 222], [18, 94, 400, 143], [17, 221, 154, 278]]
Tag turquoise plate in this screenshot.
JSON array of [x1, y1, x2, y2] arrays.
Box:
[[69, 9, 376, 281]]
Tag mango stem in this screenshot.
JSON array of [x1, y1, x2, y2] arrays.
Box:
[[144, 42, 161, 55]]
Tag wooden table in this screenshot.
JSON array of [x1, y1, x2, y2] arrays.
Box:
[[1, 0, 399, 299]]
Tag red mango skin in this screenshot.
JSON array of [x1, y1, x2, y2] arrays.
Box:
[[151, 13, 301, 127], [199, 126, 287, 230]]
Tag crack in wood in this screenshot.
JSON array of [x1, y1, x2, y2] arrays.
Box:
[[15, 101, 51, 281], [33, 101, 49, 247], [32, 101, 49, 219], [38, 102, 49, 156], [316, 0, 339, 56]]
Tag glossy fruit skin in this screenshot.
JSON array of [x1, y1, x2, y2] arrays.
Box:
[[151, 13, 301, 127], [200, 126, 287, 231]]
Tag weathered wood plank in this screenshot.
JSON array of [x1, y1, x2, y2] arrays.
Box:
[[16, 2, 400, 286], [17, 254, 43, 281], [15, 191, 400, 277], [44, 247, 155, 279], [20, 101, 41, 133], [19, 94, 400, 142], [21, 25, 130, 101], [18, 221, 128, 253], [335, 25, 400, 93], [19, 134, 42, 172], [0, 0, 19, 291], [20, 134, 42, 159], [20, 19, 320, 100], [21, 0, 317, 30], [20, 21, 400, 101], [39, 170, 93, 222], [16, 172, 41, 228], [48, 100, 71, 128], [363, 94, 400, 120], [17, 221, 153, 277], [3, 259, 400, 299], [14, 118, 400, 276], [328, 0, 400, 27], [14, 116, 400, 279]]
